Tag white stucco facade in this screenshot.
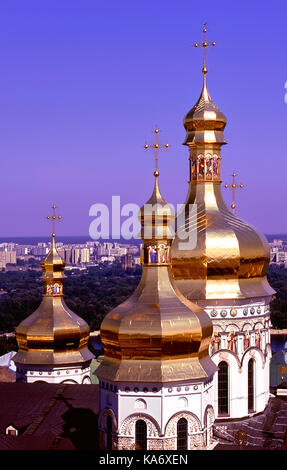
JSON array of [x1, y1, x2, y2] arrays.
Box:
[[207, 300, 272, 419], [15, 363, 91, 384], [98, 377, 216, 450]]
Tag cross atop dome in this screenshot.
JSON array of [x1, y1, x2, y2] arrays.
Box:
[[45, 204, 62, 238], [194, 22, 216, 77], [143, 126, 170, 176]]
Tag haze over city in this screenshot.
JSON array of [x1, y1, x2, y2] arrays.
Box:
[[0, 0, 286, 237]]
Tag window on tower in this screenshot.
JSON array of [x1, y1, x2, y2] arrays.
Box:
[[206, 155, 212, 180], [218, 361, 229, 417], [248, 358, 255, 413], [177, 418, 188, 450], [213, 155, 219, 178], [135, 420, 147, 450], [106, 415, 113, 450], [198, 155, 204, 179]]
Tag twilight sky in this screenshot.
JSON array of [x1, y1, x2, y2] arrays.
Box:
[[0, 0, 286, 238]]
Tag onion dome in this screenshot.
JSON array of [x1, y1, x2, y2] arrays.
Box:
[[171, 68, 275, 303], [183, 75, 227, 146], [171, 186, 274, 301], [96, 171, 216, 383], [14, 235, 94, 366], [138, 170, 175, 244]]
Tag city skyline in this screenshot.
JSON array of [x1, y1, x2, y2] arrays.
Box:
[[0, 1, 286, 236]]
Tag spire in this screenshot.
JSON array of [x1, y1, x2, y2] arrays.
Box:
[[41, 204, 65, 294], [140, 128, 174, 261], [184, 23, 226, 148]]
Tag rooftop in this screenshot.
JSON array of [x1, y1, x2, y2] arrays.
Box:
[[0, 382, 99, 450]]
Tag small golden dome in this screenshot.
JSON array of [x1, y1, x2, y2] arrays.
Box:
[[138, 173, 175, 241], [14, 236, 93, 366], [183, 78, 227, 146], [40, 235, 66, 281]]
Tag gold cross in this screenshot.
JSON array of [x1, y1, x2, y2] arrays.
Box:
[[194, 22, 216, 75], [224, 172, 244, 213], [45, 204, 63, 238], [143, 126, 170, 174]]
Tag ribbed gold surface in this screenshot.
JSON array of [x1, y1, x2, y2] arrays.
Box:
[[183, 77, 227, 146], [97, 265, 216, 382], [14, 237, 93, 366], [171, 178, 274, 301]]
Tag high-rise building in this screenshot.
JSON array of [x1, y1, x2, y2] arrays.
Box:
[[72, 248, 80, 265], [64, 248, 72, 265], [0, 250, 17, 268], [80, 248, 90, 264]]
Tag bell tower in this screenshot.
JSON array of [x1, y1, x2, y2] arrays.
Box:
[[171, 24, 274, 420]]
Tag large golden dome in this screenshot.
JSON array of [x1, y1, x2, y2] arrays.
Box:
[[97, 172, 216, 383], [171, 183, 273, 301], [171, 75, 274, 302], [14, 236, 93, 366]]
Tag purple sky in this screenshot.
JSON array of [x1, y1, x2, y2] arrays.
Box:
[[0, 0, 286, 237]]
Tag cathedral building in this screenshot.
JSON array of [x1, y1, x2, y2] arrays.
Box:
[[13, 213, 94, 384], [171, 27, 274, 420], [96, 162, 217, 450]]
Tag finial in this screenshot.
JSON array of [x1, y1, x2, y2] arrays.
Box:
[[194, 22, 216, 80], [143, 126, 170, 176], [45, 204, 62, 238], [224, 172, 245, 213]]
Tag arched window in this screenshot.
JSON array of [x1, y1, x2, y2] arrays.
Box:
[[248, 358, 255, 413], [106, 415, 113, 450], [218, 361, 229, 416], [177, 418, 188, 450], [135, 420, 147, 450]]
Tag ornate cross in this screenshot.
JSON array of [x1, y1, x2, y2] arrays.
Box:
[[224, 172, 244, 213], [143, 126, 170, 174], [194, 22, 216, 75], [45, 204, 63, 238]]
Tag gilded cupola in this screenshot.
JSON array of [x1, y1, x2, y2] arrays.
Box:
[[14, 206, 94, 367], [171, 26, 275, 304], [96, 132, 216, 383], [183, 74, 227, 146]]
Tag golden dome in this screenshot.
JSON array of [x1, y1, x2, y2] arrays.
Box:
[[171, 74, 274, 303], [96, 173, 216, 383], [40, 235, 66, 278], [183, 77, 227, 146], [138, 172, 175, 241], [171, 183, 274, 301], [14, 236, 93, 366]]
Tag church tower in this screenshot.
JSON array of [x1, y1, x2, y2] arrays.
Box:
[[171, 25, 274, 420], [13, 205, 94, 384], [96, 130, 217, 450]]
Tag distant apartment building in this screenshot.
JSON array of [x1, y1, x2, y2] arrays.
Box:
[[16, 246, 30, 256], [80, 248, 90, 264], [270, 239, 287, 267], [0, 250, 17, 269], [31, 246, 49, 256], [64, 248, 72, 265], [71, 248, 80, 265]]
